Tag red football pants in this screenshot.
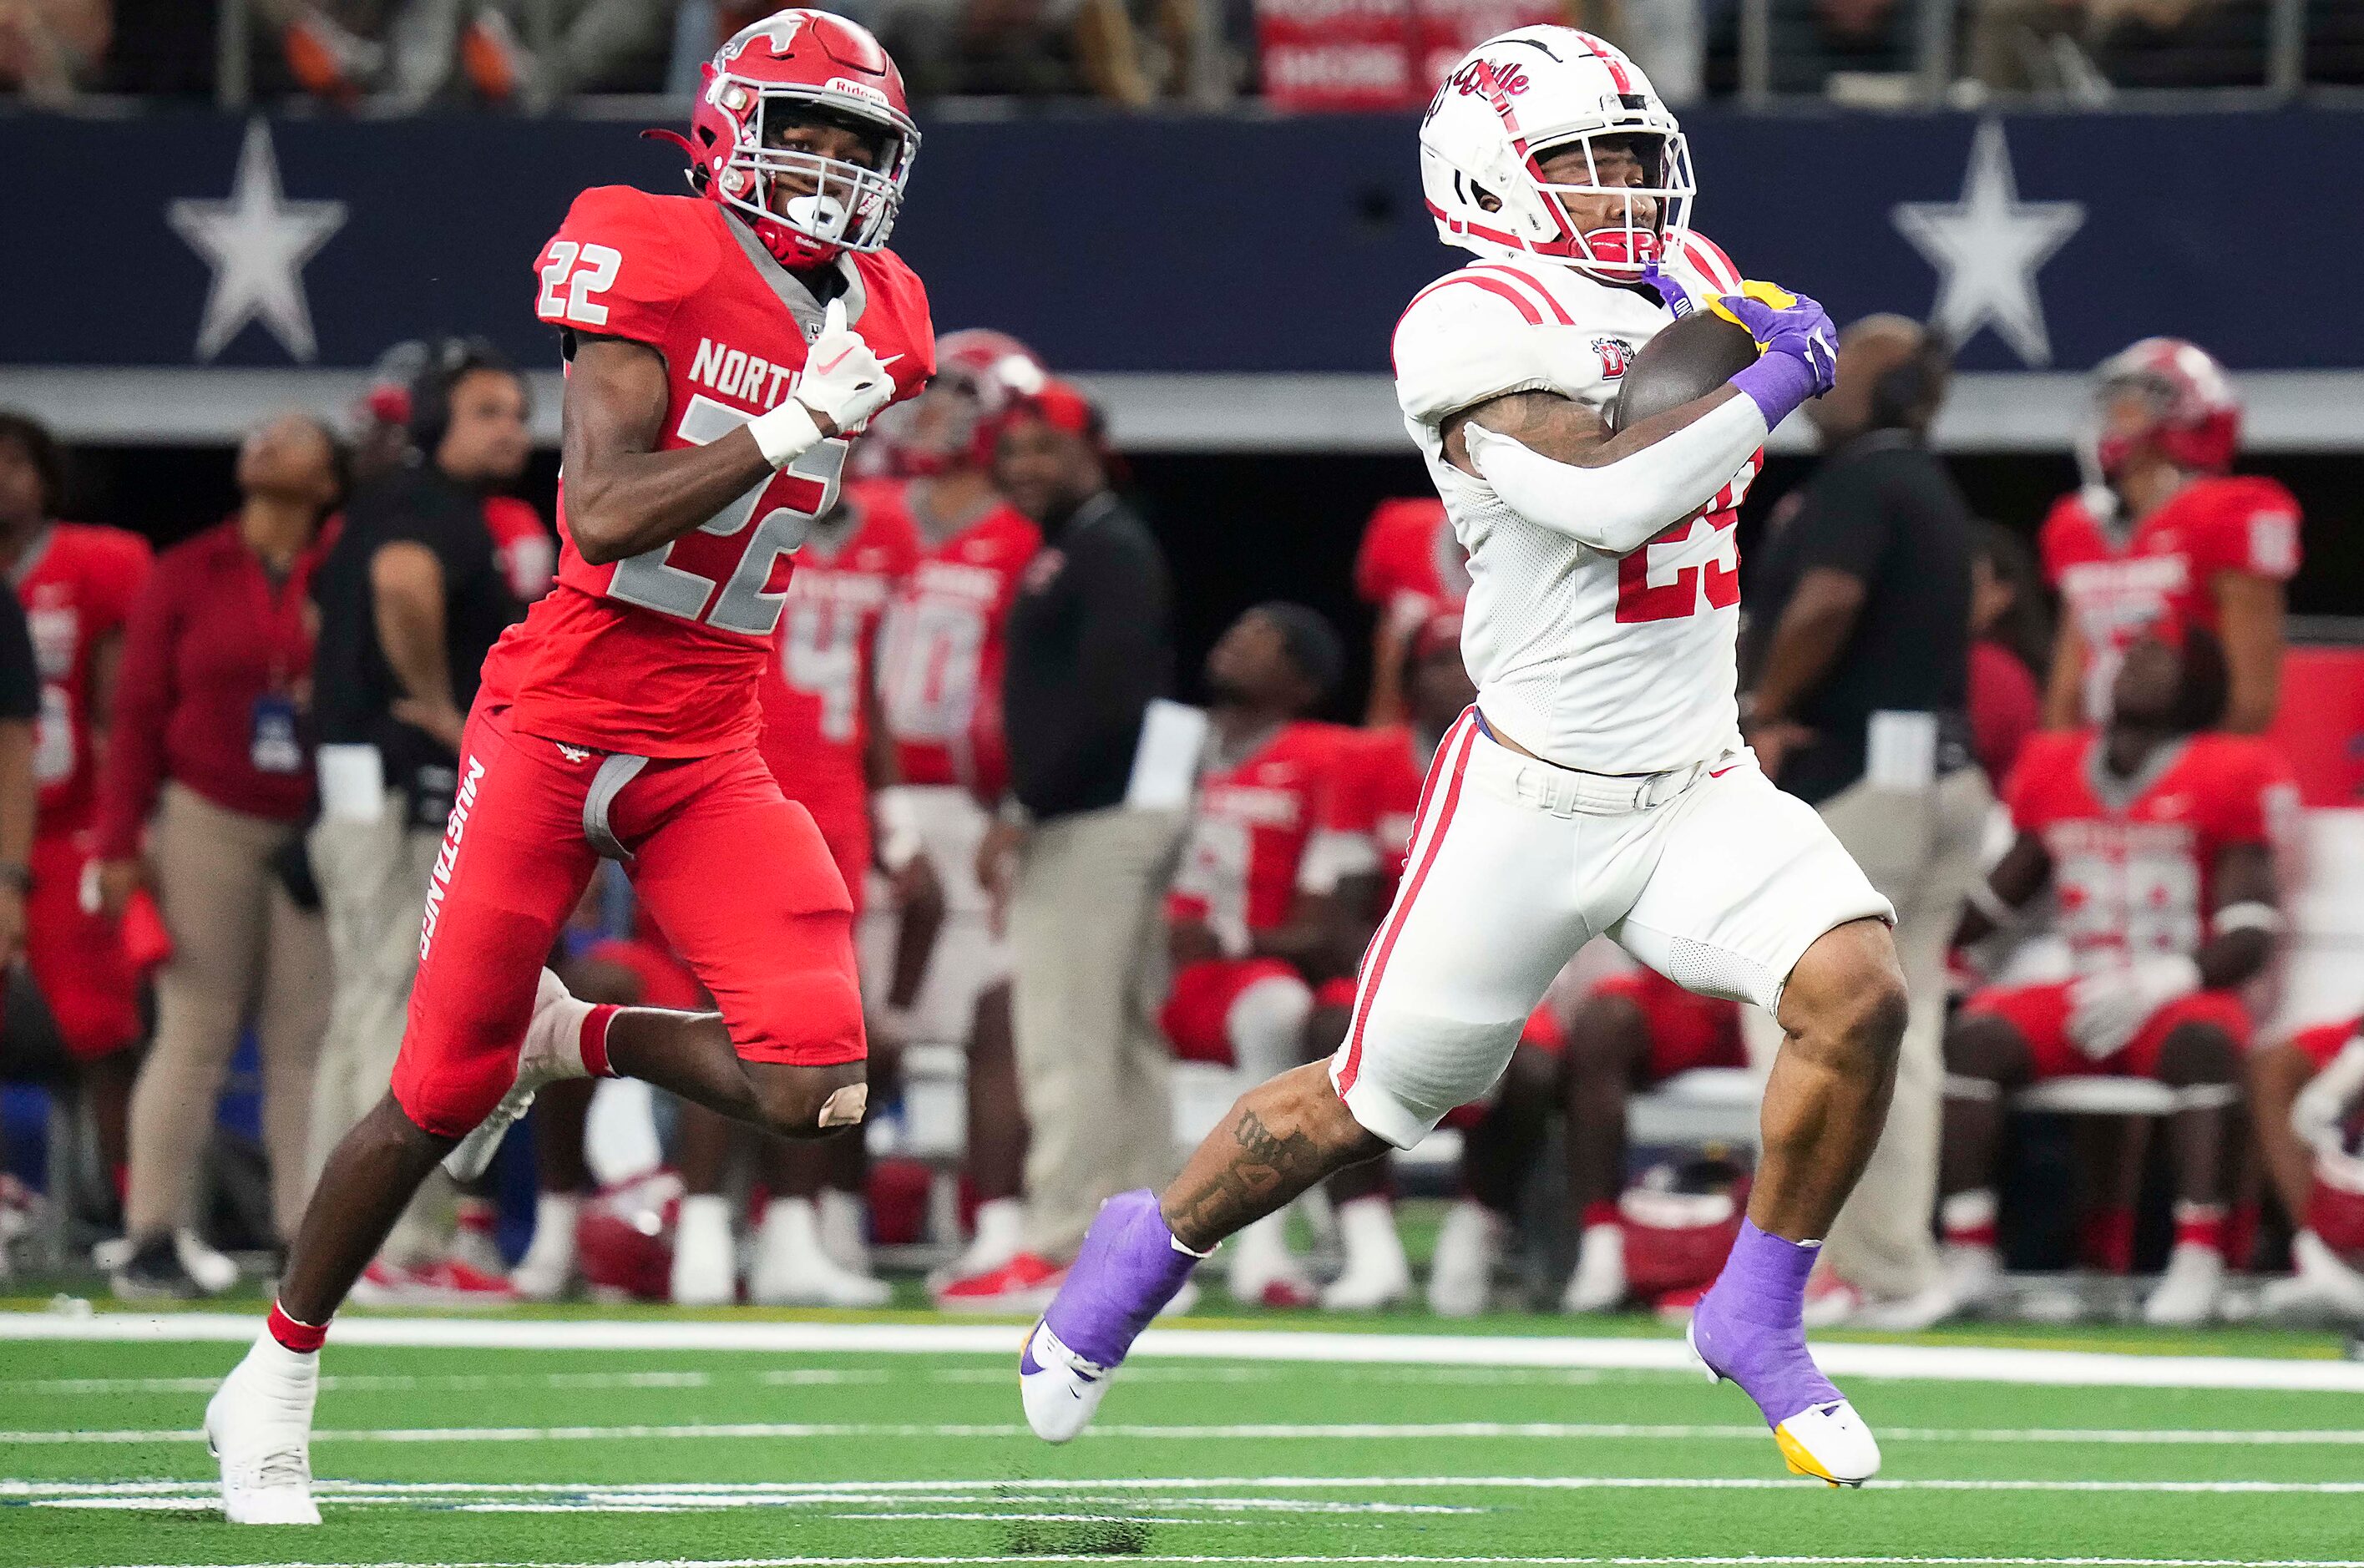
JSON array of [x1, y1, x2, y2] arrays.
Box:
[[26, 830, 142, 1062], [390, 701, 864, 1139]]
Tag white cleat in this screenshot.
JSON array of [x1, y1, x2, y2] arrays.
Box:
[[671, 1194, 740, 1307], [1428, 1201, 1506, 1318], [443, 969, 595, 1181], [205, 1338, 321, 1525], [1019, 1318, 1112, 1444], [1320, 1196, 1412, 1310], [2143, 1241, 2227, 1326], [751, 1198, 891, 1308], [1561, 1221, 1627, 1314], [1936, 1242, 2007, 1319], [1685, 1318, 1881, 1488]]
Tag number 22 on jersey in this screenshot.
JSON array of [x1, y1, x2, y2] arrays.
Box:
[[605, 392, 846, 637]]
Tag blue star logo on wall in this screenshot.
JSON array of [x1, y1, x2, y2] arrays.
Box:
[[1892, 119, 2084, 367], [169, 120, 347, 363]]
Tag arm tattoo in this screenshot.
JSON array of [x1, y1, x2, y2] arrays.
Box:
[[1441, 392, 1607, 475]]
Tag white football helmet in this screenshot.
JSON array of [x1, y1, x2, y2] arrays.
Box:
[[1419, 27, 1693, 283]]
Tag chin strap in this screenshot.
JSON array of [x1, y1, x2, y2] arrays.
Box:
[[640, 128, 706, 193]]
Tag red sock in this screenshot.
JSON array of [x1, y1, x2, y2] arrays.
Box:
[[2224, 1202, 2260, 1269], [580, 1004, 620, 1078], [2081, 1207, 2136, 1274], [2174, 1202, 2228, 1257], [110, 1162, 129, 1204], [266, 1300, 328, 1354], [1580, 1200, 1620, 1231], [1941, 1190, 1999, 1250]]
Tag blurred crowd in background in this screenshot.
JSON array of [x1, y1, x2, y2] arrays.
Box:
[[6, 0, 2364, 106], [0, 292, 2358, 1335]]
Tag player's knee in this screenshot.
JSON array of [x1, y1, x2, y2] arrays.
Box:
[[1252, 1060, 1388, 1163], [1946, 1014, 2028, 1086], [1784, 920, 1907, 1071], [2155, 1022, 2240, 1089], [752, 1061, 870, 1141]]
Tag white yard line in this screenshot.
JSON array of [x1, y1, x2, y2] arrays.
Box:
[[80, 1555, 2364, 1568], [7, 1311, 2362, 1392], [12, 1419, 2364, 1446]]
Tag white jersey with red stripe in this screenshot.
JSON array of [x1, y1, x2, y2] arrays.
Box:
[[1390, 235, 1758, 776]]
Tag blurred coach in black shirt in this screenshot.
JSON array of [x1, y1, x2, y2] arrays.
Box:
[[982, 379, 1182, 1272], [306, 340, 528, 1272], [1741, 316, 1992, 1328]]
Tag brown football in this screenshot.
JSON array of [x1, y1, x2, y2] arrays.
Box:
[[1609, 311, 1759, 432]]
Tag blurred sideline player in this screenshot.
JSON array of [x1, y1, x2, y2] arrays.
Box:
[[1939, 628, 2296, 1326], [2042, 338, 2300, 735], [0, 412, 153, 1206], [664, 479, 924, 1307], [2253, 1016, 2364, 1318], [1298, 612, 1475, 1310], [1354, 496, 1466, 726], [1026, 28, 1904, 1490], [862, 334, 1049, 1297], [203, 11, 933, 1525], [1156, 604, 1352, 1308]]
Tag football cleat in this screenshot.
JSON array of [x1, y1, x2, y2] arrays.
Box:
[[934, 1252, 1066, 1314], [751, 1198, 891, 1308], [2143, 1240, 2227, 1327], [205, 1338, 321, 1525], [671, 1194, 739, 1307], [1561, 1219, 1627, 1315], [1688, 1240, 1881, 1488], [1227, 1213, 1317, 1310], [1019, 1190, 1202, 1442], [443, 969, 595, 1182], [1319, 1196, 1412, 1310]]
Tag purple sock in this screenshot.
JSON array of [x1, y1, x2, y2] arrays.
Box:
[[1690, 1218, 1844, 1428], [1039, 1190, 1200, 1368], [1729, 351, 1819, 428]]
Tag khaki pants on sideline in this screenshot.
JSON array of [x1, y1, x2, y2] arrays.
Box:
[[1812, 765, 1994, 1300], [124, 786, 331, 1242], [307, 793, 450, 1266], [1010, 803, 1184, 1260]]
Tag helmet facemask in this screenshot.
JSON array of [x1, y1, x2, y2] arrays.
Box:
[[1523, 124, 1693, 281], [710, 73, 916, 257]]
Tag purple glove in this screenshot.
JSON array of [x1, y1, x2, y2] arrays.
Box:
[[1722, 289, 1839, 428]]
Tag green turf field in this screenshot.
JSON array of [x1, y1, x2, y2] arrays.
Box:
[[4, 1305, 2363, 1568]]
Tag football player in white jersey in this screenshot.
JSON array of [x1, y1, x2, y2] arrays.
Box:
[[1020, 28, 1906, 1488]]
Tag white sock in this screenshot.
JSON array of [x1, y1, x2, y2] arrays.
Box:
[[1226, 974, 1314, 1084], [245, 1331, 316, 1380], [677, 1193, 733, 1245], [761, 1196, 827, 1261], [971, 1196, 1024, 1257], [1336, 1196, 1404, 1272], [1233, 1211, 1293, 1273], [525, 1193, 580, 1254], [818, 1188, 868, 1267]]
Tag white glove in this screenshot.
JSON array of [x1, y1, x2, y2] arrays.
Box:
[[749, 298, 903, 467], [2064, 953, 2201, 1061]]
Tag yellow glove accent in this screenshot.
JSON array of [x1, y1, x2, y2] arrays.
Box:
[[1706, 280, 1802, 352]]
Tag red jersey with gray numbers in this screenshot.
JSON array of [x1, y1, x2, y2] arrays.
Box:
[[481, 185, 934, 757], [873, 487, 1040, 798], [1167, 721, 1352, 946], [757, 482, 919, 816], [1302, 722, 1435, 903], [2040, 476, 2302, 724], [2002, 730, 2297, 975], [11, 524, 153, 834]]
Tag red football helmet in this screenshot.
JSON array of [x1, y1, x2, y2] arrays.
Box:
[[658, 9, 919, 268], [575, 1170, 684, 1302], [872, 328, 1048, 476], [2091, 337, 2240, 480]]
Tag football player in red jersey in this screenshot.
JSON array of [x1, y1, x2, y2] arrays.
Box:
[[2252, 1016, 2364, 1319], [1152, 603, 1352, 1308], [1353, 496, 1466, 726], [2041, 338, 2300, 734], [0, 412, 154, 1201], [203, 11, 934, 1525], [1937, 626, 2296, 1328], [863, 331, 1048, 1292]]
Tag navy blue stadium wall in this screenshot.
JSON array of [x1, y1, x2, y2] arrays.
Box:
[[1, 107, 2357, 375]]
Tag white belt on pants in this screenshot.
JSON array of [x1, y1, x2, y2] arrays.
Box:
[[1467, 716, 1726, 817]]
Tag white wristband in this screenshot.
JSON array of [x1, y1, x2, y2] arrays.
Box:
[[747, 399, 823, 469]]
